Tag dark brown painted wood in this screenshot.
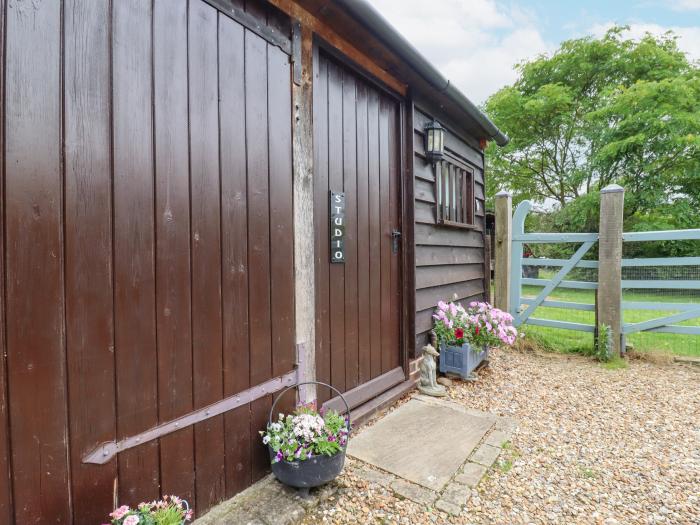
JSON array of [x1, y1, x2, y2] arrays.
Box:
[[367, 87, 382, 380], [416, 265, 485, 289], [415, 224, 484, 247], [388, 100, 401, 372], [0, 0, 10, 517], [219, 13, 252, 497], [64, 1, 117, 521], [415, 281, 484, 311], [153, 0, 195, 506], [313, 46, 332, 404], [355, 82, 371, 385], [112, 0, 160, 504], [327, 60, 346, 393], [5, 0, 71, 521], [416, 246, 484, 266], [322, 366, 404, 413], [268, 44, 296, 417], [245, 29, 273, 482], [401, 99, 416, 371], [315, 51, 402, 395], [342, 70, 359, 390], [189, 0, 226, 507]]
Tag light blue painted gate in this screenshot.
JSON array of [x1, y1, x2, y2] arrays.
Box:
[[509, 200, 598, 332], [509, 200, 700, 338]]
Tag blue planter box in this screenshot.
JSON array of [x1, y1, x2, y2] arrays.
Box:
[[439, 342, 489, 379]]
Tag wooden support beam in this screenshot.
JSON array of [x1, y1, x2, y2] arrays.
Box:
[[267, 0, 407, 96], [494, 191, 512, 312], [597, 184, 625, 357], [292, 23, 316, 403]]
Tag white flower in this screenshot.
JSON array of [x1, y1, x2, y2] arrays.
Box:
[[262, 435, 270, 445]]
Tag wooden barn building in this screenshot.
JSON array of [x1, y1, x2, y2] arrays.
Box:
[[0, 0, 507, 522]]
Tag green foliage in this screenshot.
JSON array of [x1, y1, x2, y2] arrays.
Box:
[[485, 26, 700, 255], [595, 324, 613, 362]]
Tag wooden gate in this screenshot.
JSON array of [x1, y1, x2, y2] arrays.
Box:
[[0, 0, 294, 522], [313, 50, 404, 406]]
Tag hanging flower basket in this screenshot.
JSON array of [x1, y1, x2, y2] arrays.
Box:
[[263, 381, 350, 496]]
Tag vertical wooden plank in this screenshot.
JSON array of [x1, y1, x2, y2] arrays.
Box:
[[314, 52, 331, 404], [293, 24, 316, 404], [64, 0, 116, 521], [355, 82, 371, 385], [0, 0, 12, 521], [112, 0, 160, 504], [379, 97, 392, 373], [268, 45, 295, 414], [402, 100, 416, 363], [387, 101, 401, 371], [4, 0, 71, 521], [327, 61, 345, 392], [219, 14, 251, 497], [342, 70, 359, 391], [153, 0, 194, 505], [189, 0, 225, 508], [245, 31, 272, 481], [367, 88, 382, 379]]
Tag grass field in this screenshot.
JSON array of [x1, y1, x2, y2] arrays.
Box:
[[519, 280, 700, 357]]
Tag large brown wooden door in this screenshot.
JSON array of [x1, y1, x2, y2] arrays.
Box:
[[314, 51, 403, 404]]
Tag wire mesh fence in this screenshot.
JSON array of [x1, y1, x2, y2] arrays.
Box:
[[621, 257, 700, 357]]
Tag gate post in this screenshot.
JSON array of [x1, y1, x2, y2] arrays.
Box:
[[597, 184, 625, 357], [494, 191, 512, 312], [292, 23, 316, 403]]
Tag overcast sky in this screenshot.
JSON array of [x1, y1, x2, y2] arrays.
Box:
[[371, 0, 700, 105]]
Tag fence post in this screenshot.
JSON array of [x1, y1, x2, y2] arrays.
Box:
[[597, 184, 625, 357], [494, 191, 512, 312]]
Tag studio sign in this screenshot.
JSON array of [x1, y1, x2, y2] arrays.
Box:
[[330, 191, 345, 263]]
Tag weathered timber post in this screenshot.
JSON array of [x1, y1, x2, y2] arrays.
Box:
[[597, 184, 625, 357], [494, 191, 512, 312], [292, 22, 316, 403]]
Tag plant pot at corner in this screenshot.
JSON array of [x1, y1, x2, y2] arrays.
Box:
[[439, 341, 489, 380]]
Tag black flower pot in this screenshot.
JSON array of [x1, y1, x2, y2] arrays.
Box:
[[268, 446, 346, 489], [266, 381, 350, 496]]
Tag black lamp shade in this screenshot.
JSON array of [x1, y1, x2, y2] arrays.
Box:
[[424, 119, 445, 163]]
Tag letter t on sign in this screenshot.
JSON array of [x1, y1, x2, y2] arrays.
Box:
[[330, 191, 345, 263]]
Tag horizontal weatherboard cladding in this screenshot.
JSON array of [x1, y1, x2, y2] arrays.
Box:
[[413, 107, 487, 355]]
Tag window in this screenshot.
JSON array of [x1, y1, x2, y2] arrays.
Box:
[[436, 158, 475, 228]]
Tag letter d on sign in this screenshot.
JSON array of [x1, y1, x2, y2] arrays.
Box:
[[329, 191, 345, 263]]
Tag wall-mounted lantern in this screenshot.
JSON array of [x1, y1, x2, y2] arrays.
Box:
[[424, 119, 445, 164]]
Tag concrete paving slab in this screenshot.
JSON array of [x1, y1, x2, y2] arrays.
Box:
[[484, 429, 511, 448], [347, 398, 493, 491], [470, 444, 501, 467], [390, 479, 437, 506], [454, 462, 487, 487]]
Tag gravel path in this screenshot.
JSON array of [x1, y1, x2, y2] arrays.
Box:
[[301, 349, 700, 524]]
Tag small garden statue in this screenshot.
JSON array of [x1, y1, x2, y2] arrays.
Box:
[[418, 344, 447, 397]]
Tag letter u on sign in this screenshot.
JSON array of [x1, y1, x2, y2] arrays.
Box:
[[330, 191, 345, 263]]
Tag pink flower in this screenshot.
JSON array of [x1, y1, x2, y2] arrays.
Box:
[[437, 300, 448, 311], [109, 505, 130, 520], [123, 516, 140, 525]]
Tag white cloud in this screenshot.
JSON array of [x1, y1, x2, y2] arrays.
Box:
[[371, 0, 553, 104], [590, 22, 700, 61], [669, 0, 700, 11]]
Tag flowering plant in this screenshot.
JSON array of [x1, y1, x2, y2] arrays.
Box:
[[105, 495, 192, 525], [261, 403, 350, 463], [433, 300, 518, 348]]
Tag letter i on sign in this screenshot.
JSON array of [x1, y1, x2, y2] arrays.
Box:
[[329, 191, 345, 263]]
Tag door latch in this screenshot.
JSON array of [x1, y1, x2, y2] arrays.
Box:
[[391, 229, 402, 254]]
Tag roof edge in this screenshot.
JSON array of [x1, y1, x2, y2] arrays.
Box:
[[335, 0, 509, 146]]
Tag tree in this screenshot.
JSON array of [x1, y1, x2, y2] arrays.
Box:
[[485, 27, 698, 211]]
